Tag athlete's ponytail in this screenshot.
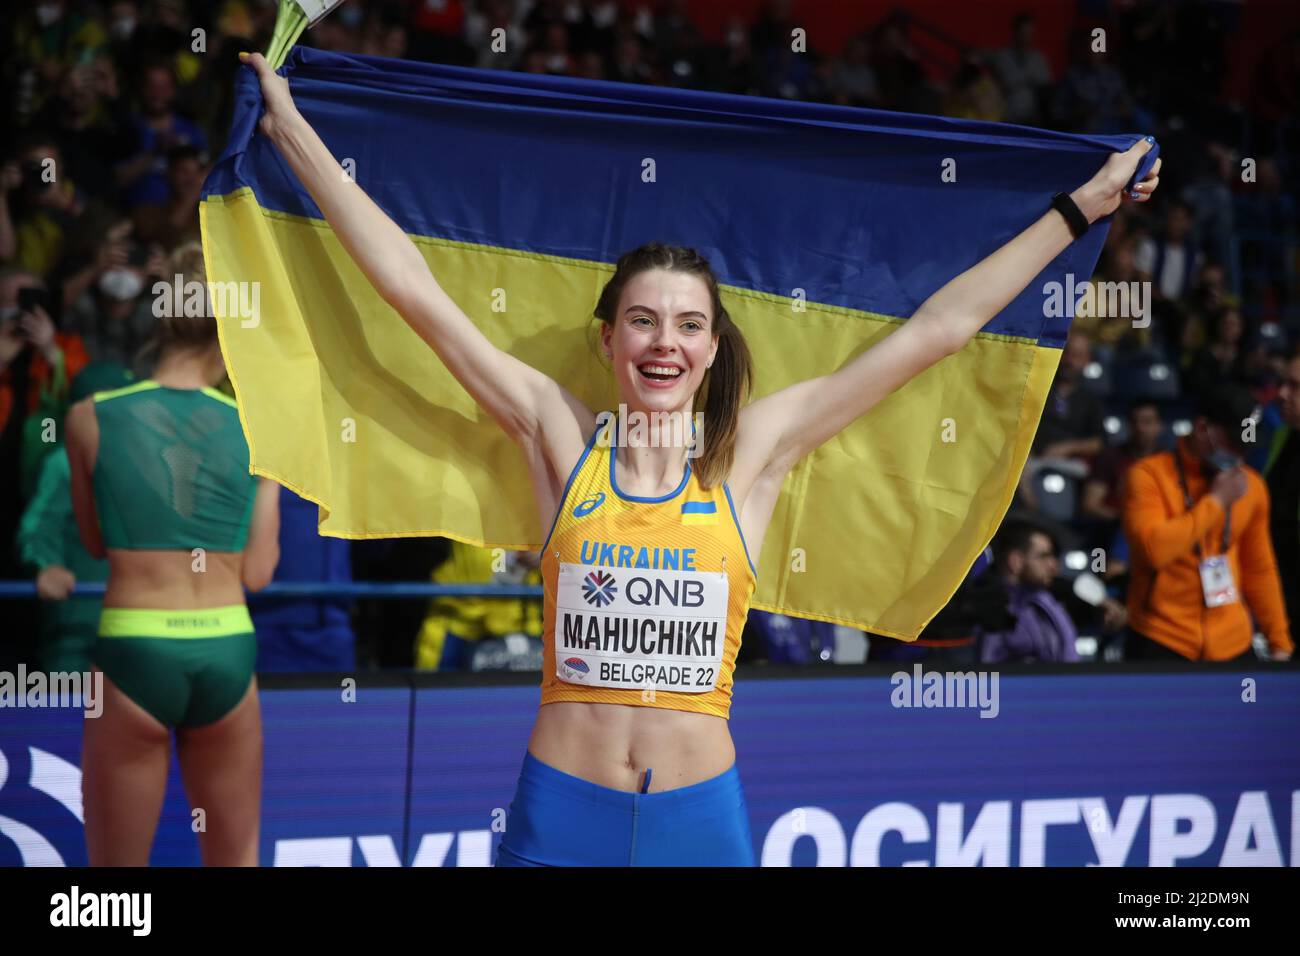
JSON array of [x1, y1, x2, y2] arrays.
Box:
[[695, 314, 752, 488], [594, 242, 752, 489], [138, 241, 219, 369]]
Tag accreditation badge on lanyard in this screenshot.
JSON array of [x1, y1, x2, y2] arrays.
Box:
[[1176, 449, 1240, 608], [553, 562, 728, 694], [1198, 555, 1238, 607]]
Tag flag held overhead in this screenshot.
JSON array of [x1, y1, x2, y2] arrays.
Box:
[[201, 46, 1153, 640]]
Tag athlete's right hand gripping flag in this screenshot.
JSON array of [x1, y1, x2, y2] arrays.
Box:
[[200, 47, 1157, 641]]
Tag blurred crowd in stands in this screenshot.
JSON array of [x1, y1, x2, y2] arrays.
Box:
[[1, 0, 1296, 672]]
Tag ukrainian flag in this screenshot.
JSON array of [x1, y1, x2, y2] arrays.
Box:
[[681, 500, 718, 527], [200, 48, 1155, 640]]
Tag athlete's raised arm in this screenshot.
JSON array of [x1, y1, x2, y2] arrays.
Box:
[[239, 53, 594, 466], [731, 139, 1161, 493]]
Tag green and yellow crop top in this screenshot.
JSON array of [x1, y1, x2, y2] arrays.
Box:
[[91, 381, 257, 551]]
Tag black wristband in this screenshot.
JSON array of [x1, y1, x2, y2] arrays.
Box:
[[1051, 191, 1089, 240]]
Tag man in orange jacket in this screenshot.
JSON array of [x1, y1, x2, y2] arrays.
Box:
[[1123, 384, 1293, 661]]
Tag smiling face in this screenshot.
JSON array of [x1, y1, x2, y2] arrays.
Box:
[[601, 268, 719, 417]]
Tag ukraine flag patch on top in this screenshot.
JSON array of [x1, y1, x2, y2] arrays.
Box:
[[681, 500, 718, 526]]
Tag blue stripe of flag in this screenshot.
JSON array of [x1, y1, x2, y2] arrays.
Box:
[[681, 501, 717, 515], [205, 46, 1144, 348]]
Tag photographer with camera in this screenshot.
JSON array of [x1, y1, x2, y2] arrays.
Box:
[[0, 267, 89, 666], [1122, 384, 1293, 661], [0, 269, 90, 494], [0, 134, 85, 279]]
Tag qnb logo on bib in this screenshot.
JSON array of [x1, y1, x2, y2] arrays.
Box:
[[573, 492, 605, 518], [581, 570, 618, 607], [555, 562, 728, 694]]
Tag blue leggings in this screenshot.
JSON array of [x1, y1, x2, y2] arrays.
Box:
[[495, 751, 756, 867]]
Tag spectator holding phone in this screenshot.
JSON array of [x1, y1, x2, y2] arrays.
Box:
[[1, 267, 90, 493], [0, 134, 86, 278], [0, 267, 89, 663], [1122, 384, 1293, 661]]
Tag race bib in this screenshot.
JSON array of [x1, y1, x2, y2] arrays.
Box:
[[554, 562, 728, 694], [1198, 555, 1238, 608]]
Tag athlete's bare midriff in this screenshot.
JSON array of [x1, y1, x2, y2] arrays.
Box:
[[528, 700, 735, 793], [103, 549, 247, 609]]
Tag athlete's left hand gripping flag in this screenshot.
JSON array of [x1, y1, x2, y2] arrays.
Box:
[[200, 47, 1156, 641]]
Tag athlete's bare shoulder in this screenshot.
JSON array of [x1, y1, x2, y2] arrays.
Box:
[[534, 381, 599, 482], [727, 398, 776, 509]]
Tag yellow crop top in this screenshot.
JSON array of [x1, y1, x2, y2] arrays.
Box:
[[539, 413, 757, 719]]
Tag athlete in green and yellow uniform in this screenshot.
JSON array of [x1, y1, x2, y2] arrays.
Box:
[[66, 254, 280, 866], [88, 379, 262, 724]]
